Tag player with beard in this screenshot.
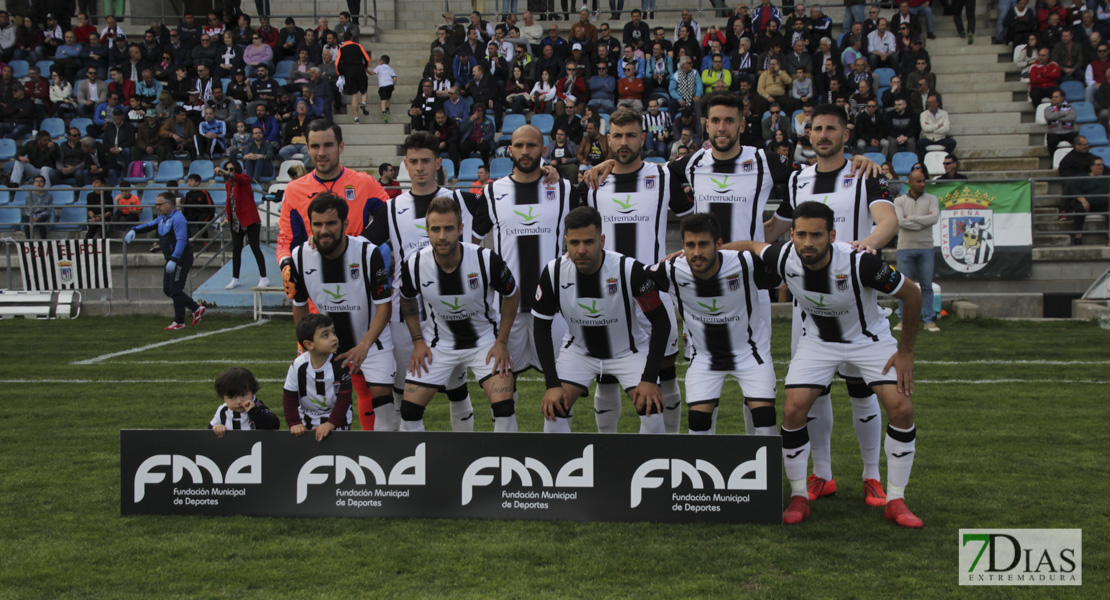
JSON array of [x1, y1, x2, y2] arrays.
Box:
[[483, 125, 581, 417], [764, 103, 898, 509], [585, 107, 692, 434], [727, 201, 924, 528]]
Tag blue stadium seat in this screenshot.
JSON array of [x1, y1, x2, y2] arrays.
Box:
[[68, 117, 93, 137], [244, 116, 258, 127], [531, 113, 554, 135], [0, 139, 15, 161], [141, 189, 161, 206], [0, 190, 9, 205], [8, 60, 29, 78], [1061, 80, 1085, 102], [876, 87, 888, 106], [0, 207, 20, 231], [35, 60, 54, 75], [644, 156, 666, 164], [892, 152, 919, 176], [864, 152, 887, 165], [873, 68, 896, 89], [498, 114, 527, 144], [275, 59, 295, 77], [441, 158, 456, 181], [53, 190, 77, 205], [221, 78, 231, 92], [209, 190, 227, 211], [1089, 145, 1110, 164], [458, 158, 484, 181], [1080, 123, 1109, 147], [39, 118, 66, 140], [123, 161, 154, 184], [53, 206, 88, 233], [490, 157, 512, 179], [153, 160, 185, 183], [1071, 101, 1097, 124], [188, 160, 215, 181], [10, 189, 30, 206]]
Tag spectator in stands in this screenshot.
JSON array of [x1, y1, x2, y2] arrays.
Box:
[[577, 116, 609, 169], [56, 127, 88, 187], [6, 119, 49, 187], [595, 22, 622, 59], [886, 97, 919, 161], [247, 63, 279, 116], [761, 102, 792, 140], [13, 15, 44, 63], [426, 107, 461, 168], [553, 98, 584, 141], [895, 36, 928, 76], [534, 44, 563, 84], [530, 68, 558, 112], [191, 34, 219, 71], [215, 30, 244, 79], [1041, 12, 1064, 49], [808, 5, 834, 48], [624, 10, 650, 53], [505, 64, 532, 114], [443, 86, 468, 123], [907, 0, 936, 40], [676, 24, 703, 63], [277, 100, 312, 169], [49, 71, 77, 119], [1045, 87, 1077, 151], [80, 135, 120, 186], [850, 79, 877, 117], [730, 37, 759, 85], [855, 99, 889, 155], [109, 182, 141, 233], [868, 18, 897, 70], [1030, 47, 1061, 104], [617, 62, 644, 111], [645, 41, 674, 94], [84, 31, 109, 78], [791, 66, 813, 105], [757, 56, 794, 112], [107, 66, 134, 104], [181, 175, 215, 238], [892, 3, 919, 38], [785, 38, 812, 76], [206, 84, 239, 131], [53, 30, 85, 81], [794, 101, 814, 132], [159, 106, 196, 160], [670, 126, 697, 159], [376, 163, 401, 200], [919, 93, 956, 157], [466, 63, 502, 127], [85, 175, 114, 240], [510, 42, 534, 81], [1064, 155, 1108, 244], [132, 108, 165, 163], [910, 76, 941, 114], [587, 62, 617, 112], [459, 102, 494, 163], [239, 126, 274, 181], [701, 53, 732, 91], [1051, 28, 1086, 82], [669, 56, 703, 116], [408, 79, 439, 131], [1058, 135, 1091, 178], [641, 98, 672, 156], [279, 17, 304, 58], [134, 69, 162, 110], [307, 68, 334, 120], [21, 175, 52, 239], [546, 126, 579, 180], [195, 106, 226, 159], [468, 164, 492, 195], [938, 153, 968, 180], [883, 75, 910, 111]]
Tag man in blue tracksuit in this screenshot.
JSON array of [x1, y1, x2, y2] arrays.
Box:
[[124, 192, 207, 330]]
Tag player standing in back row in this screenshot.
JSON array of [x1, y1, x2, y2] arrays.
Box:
[[728, 201, 924, 528], [764, 103, 899, 508]]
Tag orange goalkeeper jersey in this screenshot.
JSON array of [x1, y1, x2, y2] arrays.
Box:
[[277, 167, 389, 262]]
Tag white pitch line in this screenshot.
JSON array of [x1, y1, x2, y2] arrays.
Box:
[[105, 358, 1110, 367], [7, 377, 1110, 385], [70, 321, 266, 365]]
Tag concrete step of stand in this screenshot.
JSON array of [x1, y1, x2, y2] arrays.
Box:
[[962, 157, 1041, 170], [951, 134, 1031, 149]]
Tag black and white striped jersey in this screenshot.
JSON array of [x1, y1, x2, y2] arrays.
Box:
[[588, 162, 692, 264], [291, 235, 392, 354], [669, 145, 794, 242], [762, 240, 903, 344], [642, 110, 673, 139], [208, 398, 276, 431], [283, 353, 352, 428], [773, 161, 893, 242], [532, 251, 660, 359], [648, 250, 779, 370], [363, 187, 493, 320], [484, 176, 579, 312], [399, 243, 518, 350]]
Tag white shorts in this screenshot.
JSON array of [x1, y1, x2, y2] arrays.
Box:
[[784, 337, 900, 390], [790, 302, 863, 380], [555, 349, 648, 394], [685, 353, 778, 405], [391, 321, 467, 392], [508, 311, 568, 374], [356, 347, 397, 388], [406, 341, 505, 389], [636, 291, 679, 358]]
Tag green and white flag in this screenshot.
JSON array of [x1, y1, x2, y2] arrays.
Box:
[[928, 181, 1032, 279]]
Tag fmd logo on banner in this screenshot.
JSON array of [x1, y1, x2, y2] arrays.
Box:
[[121, 431, 782, 523], [959, 529, 1082, 586]]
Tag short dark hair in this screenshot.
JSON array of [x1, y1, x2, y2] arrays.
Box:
[[812, 103, 848, 128], [403, 130, 440, 155], [704, 91, 742, 115], [214, 366, 260, 399], [564, 206, 602, 232], [679, 212, 721, 242], [427, 195, 462, 223], [296, 313, 335, 346], [378, 163, 394, 176], [307, 192, 348, 221], [307, 119, 343, 143], [793, 201, 836, 231], [222, 159, 242, 174]]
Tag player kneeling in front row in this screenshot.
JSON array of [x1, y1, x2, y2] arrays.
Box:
[[283, 314, 354, 441], [533, 206, 671, 434], [398, 196, 521, 432], [648, 213, 780, 435], [210, 367, 280, 437], [728, 202, 924, 528]]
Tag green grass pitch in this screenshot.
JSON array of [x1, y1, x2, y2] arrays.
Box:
[[0, 315, 1107, 598]]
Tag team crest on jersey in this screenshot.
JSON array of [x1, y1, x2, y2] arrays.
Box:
[[468, 272, 480, 290], [344, 185, 356, 201], [726, 274, 740, 292], [606, 277, 618, 295], [644, 176, 656, 190], [742, 160, 754, 173], [835, 273, 849, 292], [842, 177, 854, 189], [545, 187, 557, 201], [349, 263, 360, 279]]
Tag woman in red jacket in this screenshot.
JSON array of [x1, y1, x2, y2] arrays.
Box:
[[215, 160, 269, 290]]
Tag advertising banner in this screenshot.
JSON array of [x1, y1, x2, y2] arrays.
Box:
[[121, 431, 782, 524], [928, 181, 1032, 279], [18, 239, 113, 290]]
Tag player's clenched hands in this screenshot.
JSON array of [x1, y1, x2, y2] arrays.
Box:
[[630, 382, 663, 416], [212, 425, 227, 438], [314, 422, 335, 441], [883, 349, 914, 396], [541, 387, 570, 421], [337, 341, 369, 373], [290, 424, 308, 436], [409, 340, 433, 376], [486, 340, 513, 375]]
